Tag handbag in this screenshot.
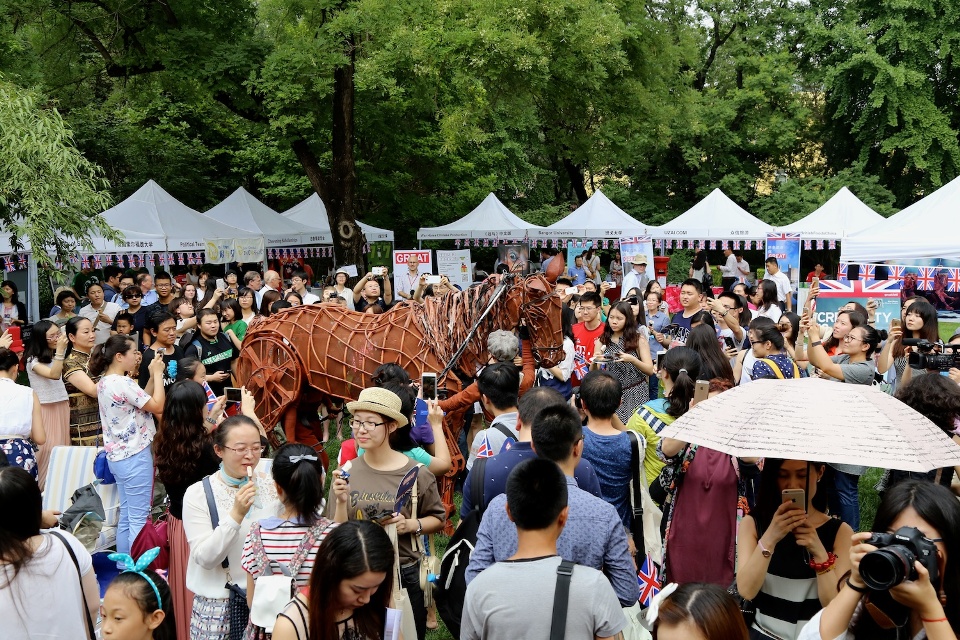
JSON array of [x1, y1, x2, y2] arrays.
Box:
[[49, 530, 97, 640], [202, 476, 249, 640], [727, 580, 756, 627], [419, 534, 440, 607], [386, 523, 418, 640], [131, 511, 169, 571], [93, 449, 115, 484], [626, 431, 663, 562]]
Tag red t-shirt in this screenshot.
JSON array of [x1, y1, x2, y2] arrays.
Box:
[[571, 321, 605, 387]]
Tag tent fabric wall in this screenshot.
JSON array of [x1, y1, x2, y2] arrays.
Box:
[[204, 187, 325, 247], [536, 190, 658, 239], [653, 188, 773, 240], [417, 193, 545, 240], [282, 193, 395, 243], [841, 175, 960, 263], [780, 187, 884, 240]]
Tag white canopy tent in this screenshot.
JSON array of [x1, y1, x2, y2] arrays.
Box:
[[780, 187, 885, 240], [533, 189, 658, 239], [282, 193, 395, 243], [654, 188, 773, 241], [842, 175, 960, 263], [417, 193, 544, 241], [204, 187, 324, 247], [99, 180, 263, 258]]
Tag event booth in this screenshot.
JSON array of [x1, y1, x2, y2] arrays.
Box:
[[416, 193, 545, 242], [204, 187, 324, 250], [534, 189, 658, 240], [780, 187, 884, 248], [653, 188, 773, 248], [282, 193, 396, 244]]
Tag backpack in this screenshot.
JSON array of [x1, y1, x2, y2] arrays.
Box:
[[758, 357, 800, 380], [435, 457, 487, 638]]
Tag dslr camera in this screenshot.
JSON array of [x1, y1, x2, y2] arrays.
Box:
[[859, 526, 940, 590], [904, 338, 960, 371]]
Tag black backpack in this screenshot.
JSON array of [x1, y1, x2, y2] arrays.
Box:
[[435, 457, 487, 638]]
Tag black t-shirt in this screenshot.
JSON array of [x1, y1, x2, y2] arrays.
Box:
[[138, 345, 185, 389], [114, 306, 149, 347], [356, 296, 390, 313], [186, 333, 236, 396]]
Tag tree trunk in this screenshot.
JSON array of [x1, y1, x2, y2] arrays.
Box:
[[563, 157, 589, 204], [329, 38, 364, 269]]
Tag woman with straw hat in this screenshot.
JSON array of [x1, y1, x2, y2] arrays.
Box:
[[329, 387, 446, 640]]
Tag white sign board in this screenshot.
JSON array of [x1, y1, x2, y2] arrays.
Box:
[[393, 250, 433, 296], [437, 249, 473, 289]]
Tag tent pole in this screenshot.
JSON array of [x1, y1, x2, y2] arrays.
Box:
[[27, 254, 39, 324]]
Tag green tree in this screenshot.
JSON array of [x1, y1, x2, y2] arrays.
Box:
[[0, 77, 115, 270]]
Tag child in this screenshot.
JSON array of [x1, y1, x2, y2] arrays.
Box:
[[113, 312, 135, 339], [102, 549, 176, 640]]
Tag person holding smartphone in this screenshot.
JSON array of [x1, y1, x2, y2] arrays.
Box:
[[737, 460, 853, 640], [353, 270, 392, 312]]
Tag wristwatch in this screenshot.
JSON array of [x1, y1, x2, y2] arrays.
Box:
[[415, 519, 423, 535], [758, 539, 772, 558]]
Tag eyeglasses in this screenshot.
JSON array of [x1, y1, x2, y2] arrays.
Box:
[[843, 334, 863, 343], [350, 419, 385, 433], [220, 444, 265, 455], [750, 340, 765, 346], [579, 306, 597, 312]]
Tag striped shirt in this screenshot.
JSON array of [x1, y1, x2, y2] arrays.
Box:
[[241, 517, 337, 586], [752, 517, 842, 640]]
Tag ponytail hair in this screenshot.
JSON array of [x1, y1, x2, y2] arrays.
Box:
[[859, 325, 887, 358], [271, 443, 326, 525], [88, 334, 135, 378], [752, 323, 785, 351], [821, 310, 865, 353], [661, 346, 702, 419]]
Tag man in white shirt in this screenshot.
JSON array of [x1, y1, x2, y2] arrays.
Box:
[[289, 271, 320, 304], [765, 257, 793, 311], [396, 255, 423, 300], [620, 256, 650, 296], [735, 251, 754, 284], [719, 247, 739, 291], [262, 270, 281, 294]]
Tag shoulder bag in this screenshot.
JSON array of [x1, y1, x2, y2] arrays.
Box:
[[202, 476, 249, 640], [49, 530, 97, 640]]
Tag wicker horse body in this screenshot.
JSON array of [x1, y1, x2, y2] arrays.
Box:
[[236, 274, 562, 522]]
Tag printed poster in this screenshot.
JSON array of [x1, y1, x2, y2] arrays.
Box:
[[497, 243, 530, 275], [883, 259, 960, 319], [436, 249, 473, 290], [393, 250, 433, 296], [618, 236, 654, 275], [813, 280, 901, 331], [766, 233, 802, 292]]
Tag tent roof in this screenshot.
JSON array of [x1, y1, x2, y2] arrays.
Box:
[[654, 189, 773, 240], [205, 187, 323, 247], [99, 180, 260, 251], [535, 190, 657, 238], [282, 193, 394, 243], [842, 176, 960, 263], [779, 187, 884, 239], [417, 193, 544, 240]]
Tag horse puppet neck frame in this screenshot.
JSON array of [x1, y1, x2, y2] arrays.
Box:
[[437, 276, 512, 381]]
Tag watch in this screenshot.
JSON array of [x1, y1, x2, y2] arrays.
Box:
[[415, 519, 423, 535], [758, 539, 772, 558]]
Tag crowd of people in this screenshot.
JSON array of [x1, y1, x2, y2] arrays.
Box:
[[0, 252, 959, 640]]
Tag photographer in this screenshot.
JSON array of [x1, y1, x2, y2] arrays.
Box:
[[878, 298, 938, 392], [798, 480, 960, 640], [353, 270, 393, 312]]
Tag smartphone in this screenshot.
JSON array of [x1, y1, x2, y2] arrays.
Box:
[[225, 387, 242, 417], [656, 351, 665, 370], [373, 266, 387, 276], [425, 275, 442, 285], [811, 277, 819, 287], [722, 336, 737, 350], [890, 318, 901, 330], [782, 489, 806, 509], [694, 379, 710, 404], [421, 373, 438, 401], [564, 287, 578, 296]]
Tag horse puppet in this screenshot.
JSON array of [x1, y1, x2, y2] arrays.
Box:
[[236, 272, 564, 523]]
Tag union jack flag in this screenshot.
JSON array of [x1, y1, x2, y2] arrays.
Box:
[[92, 254, 102, 269], [573, 352, 590, 380], [17, 254, 27, 269], [836, 263, 848, 279], [181, 253, 188, 265], [147, 254, 155, 268], [917, 267, 936, 290], [638, 554, 662, 607], [475, 434, 494, 459], [829, 240, 837, 249], [889, 265, 907, 280], [949, 268, 960, 293], [817, 279, 901, 296], [3, 257, 12, 272], [190, 253, 198, 265], [859, 264, 875, 281]]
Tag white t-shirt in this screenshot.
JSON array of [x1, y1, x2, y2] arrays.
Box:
[[756, 304, 783, 323], [767, 270, 793, 303], [0, 377, 35, 437], [26, 358, 69, 404], [0, 530, 94, 640], [78, 301, 121, 345], [300, 291, 320, 305], [97, 374, 155, 462]]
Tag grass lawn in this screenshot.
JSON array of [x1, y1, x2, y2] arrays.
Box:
[[940, 320, 960, 342]]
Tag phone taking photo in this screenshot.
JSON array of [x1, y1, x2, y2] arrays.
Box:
[[694, 379, 710, 404], [225, 387, 242, 417], [421, 373, 437, 401], [655, 351, 665, 371], [782, 488, 806, 511]]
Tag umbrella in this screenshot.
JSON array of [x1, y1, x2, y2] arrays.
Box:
[[656, 377, 960, 472]]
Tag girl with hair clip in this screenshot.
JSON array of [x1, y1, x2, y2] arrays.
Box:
[[272, 520, 396, 640], [648, 582, 749, 640], [798, 479, 960, 640], [101, 548, 176, 640], [626, 346, 701, 506], [242, 443, 339, 640], [154, 380, 225, 640], [182, 415, 282, 640], [686, 324, 736, 385], [878, 297, 939, 393], [0, 466, 101, 638], [735, 317, 777, 385], [24, 319, 70, 490], [753, 280, 783, 323], [90, 335, 166, 560], [62, 315, 104, 446], [750, 322, 808, 381], [658, 350, 761, 587], [818, 310, 865, 358], [737, 460, 853, 640], [594, 300, 655, 422]]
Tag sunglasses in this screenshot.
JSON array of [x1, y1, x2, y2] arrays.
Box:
[[124, 293, 142, 300]]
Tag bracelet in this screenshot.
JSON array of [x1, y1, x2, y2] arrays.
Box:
[[810, 341, 822, 348], [54, 355, 65, 361], [205, 417, 217, 425], [722, 310, 729, 317], [809, 552, 837, 573], [921, 617, 948, 624], [845, 578, 868, 593], [415, 519, 423, 535]]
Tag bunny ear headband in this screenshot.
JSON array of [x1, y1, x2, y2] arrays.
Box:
[[643, 582, 679, 629], [107, 547, 162, 610]]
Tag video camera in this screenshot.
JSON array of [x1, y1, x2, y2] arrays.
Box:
[[859, 526, 940, 591], [904, 338, 960, 371]]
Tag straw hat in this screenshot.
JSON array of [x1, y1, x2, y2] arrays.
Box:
[[346, 387, 409, 426]]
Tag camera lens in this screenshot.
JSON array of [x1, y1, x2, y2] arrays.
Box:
[[860, 547, 914, 590]]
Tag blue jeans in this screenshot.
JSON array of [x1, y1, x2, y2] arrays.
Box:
[[829, 469, 860, 531], [108, 445, 154, 558], [649, 373, 660, 401]]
